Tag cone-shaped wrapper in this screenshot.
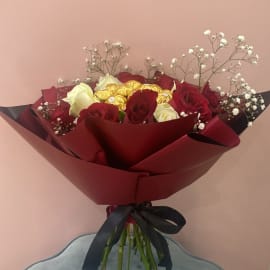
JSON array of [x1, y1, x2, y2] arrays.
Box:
[[85, 114, 197, 168], [1, 90, 269, 204]]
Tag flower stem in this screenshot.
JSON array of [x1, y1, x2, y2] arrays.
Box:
[[143, 232, 157, 270], [117, 227, 127, 270], [100, 232, 114, 270], [127, 224, 133, 270], [134, 224, 150, 270]]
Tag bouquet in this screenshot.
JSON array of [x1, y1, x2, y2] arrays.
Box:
[[1, 30, 269, 270]]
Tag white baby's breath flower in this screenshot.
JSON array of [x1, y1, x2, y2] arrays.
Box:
[[204, 29, 211, 36], [57, 78, 64, 85], [235, 97, 241, 104], [239, 45, 245, 50], [232, 108, 240, 116], [251, 97, 257, 102], [220, 38, 228, 45], [112, 41, 122, 47], [220, 91, 225, 96], [201, 64, 206, 69], [198, 122, 205, 130], [74, 78, 81, 84], [171, 58, 177, 64], [219, 32, 225, 38], [237, 35, 245, 42]]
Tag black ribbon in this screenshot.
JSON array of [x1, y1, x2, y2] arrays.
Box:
[[82, 202, 186, 270]]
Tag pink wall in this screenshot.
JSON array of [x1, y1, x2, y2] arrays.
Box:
[[0, 1, 269, 269]]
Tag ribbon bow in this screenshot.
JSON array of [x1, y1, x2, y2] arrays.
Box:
[[82, 202, 186, 270]]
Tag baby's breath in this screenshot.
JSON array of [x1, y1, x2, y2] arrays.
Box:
[[58, 31, 263, 127], [84, 40, 130, 80], [169, 30, 263, 124], [144, 56, 164, 78], [170, 30, 259, 91]]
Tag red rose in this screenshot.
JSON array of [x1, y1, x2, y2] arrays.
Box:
[[125, 90, 157, 124], [78, 103, 119, 123], [51, 101, 74, 122], [41, 85, 73, 103], [40, 86, 75, 133], [171, 82, 212, 121], [202, 82, 221, 113], [117, 72, 146, 83]]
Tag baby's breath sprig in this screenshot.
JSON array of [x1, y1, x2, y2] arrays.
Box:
[[170, 53, 194, 83], [220, 90, 265, 124], [170, 30, 259, 92], [144, 57, 164, 79], [84, 40, 130, 81], [169, 30, 264, 125]]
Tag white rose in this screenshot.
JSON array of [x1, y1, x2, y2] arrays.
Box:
[[95, 73, 122, 91], [63, 83, 98, 116], [154, 103, 179, 122]]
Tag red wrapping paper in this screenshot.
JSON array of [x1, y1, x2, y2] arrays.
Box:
[[0, 100, 241, 205]]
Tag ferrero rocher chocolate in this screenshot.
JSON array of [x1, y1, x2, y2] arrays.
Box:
[[106, 95, 127, 111], [139, 84, 163, 93]]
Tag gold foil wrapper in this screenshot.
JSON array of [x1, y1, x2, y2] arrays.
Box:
[[139, 84, 162, 93], [157, 90, 173, 104], [94, 80, 171, 111], [105, 84, 122, 93], [106, 95, 127, 111], [124, 80, 142, 90], [95, 90, 113, 101], [115, 86, 132, 97]]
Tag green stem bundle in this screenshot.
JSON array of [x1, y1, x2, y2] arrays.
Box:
[[100, 222, 158, 270]]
